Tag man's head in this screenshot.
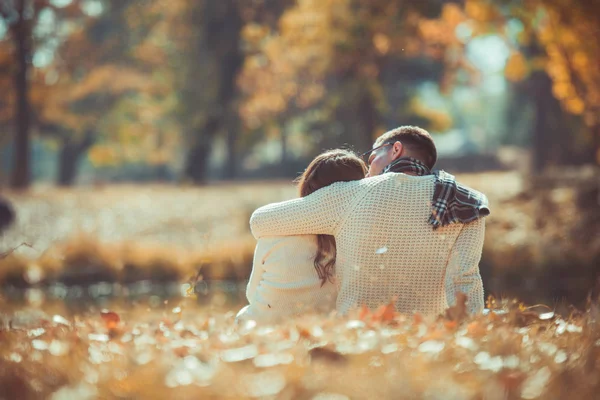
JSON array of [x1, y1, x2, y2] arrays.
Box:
[[366, 126, 437, 177]]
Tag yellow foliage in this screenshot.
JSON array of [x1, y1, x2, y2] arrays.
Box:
[[504, 52, 529, 82], [410, 99, 453, 133], [533, 0, 600, 126], [551, 81, 572, 100], [373, 34, 391, 55], [464, 0, 498, 23], [239, 0, 353, 124], [133, 37, 169, 66], [68, 65, 152, 102], [239, 0, 443, 126], [147, 149, 170, 165], [442, 3, 465, 28], [88, 145, 120, 167], [465, 0, 600, 157], [571, 52, 589, 71], [565, 98, 585, 115]]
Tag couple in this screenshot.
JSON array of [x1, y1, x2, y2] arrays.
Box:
[[237, 126, 490, 324]]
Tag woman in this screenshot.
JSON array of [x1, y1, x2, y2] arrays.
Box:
[[237, 149, 367, 323]]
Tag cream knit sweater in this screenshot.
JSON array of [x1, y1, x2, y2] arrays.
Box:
[[250, 173, 486, 316], [237, 235, 337, 323]]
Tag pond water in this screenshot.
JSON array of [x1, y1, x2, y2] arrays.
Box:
[[1, 275, 594, 318], [0, 281, 249, 316]]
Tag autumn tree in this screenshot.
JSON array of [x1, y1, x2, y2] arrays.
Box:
[[0, 0, 87, 188], [45, 0, 169, 185], [238, 0, 452, 165], [534, 0, 600, 165], [455, 0, 600, 169], [0, 0, 34, 189], [167, 0, 293, 183]]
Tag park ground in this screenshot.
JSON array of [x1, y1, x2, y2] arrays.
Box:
[[0, 170, 599, 399]]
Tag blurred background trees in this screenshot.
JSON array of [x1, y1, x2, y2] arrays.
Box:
[[0, 0, 598, 188]]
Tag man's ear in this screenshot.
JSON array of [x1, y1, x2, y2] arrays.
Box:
[[391, 141, 403, 161]]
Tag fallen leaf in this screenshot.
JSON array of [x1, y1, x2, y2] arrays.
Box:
[[445, 292, 468, 322], [444, 320, 458, 330], [309, 346, 347, 364], [372, 298, 397, 323], [100, 310, 120, 330], [358, 305, 370, 321], [413, 313, 424, 325], [467, 321, 486, 337]]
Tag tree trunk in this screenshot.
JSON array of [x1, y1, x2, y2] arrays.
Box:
[[594, 124, 600, 165], [280, 127, 288, 165], [11, 0, 31, 189], [184, 143, 212, 184], [224, 117, 238, 179], [184, 118, 220, 184], [182, 0, 244, 184], [357, 86, 378, 151], [0, 196, 15, 234], [57, 144, 80, 186], [530, 72, 554, 172], [334, 81, 378, 153], [56, 131, 95, 186]]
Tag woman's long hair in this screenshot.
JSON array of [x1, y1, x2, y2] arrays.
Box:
[[295, 149, 367, 286]]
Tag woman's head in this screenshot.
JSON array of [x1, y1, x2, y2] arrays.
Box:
[[297, 149, 367, 197], [296, 149, 366, 286]]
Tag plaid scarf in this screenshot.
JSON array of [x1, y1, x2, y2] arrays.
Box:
[[383, 157, 490, 229]]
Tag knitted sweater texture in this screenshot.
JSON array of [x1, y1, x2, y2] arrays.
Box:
[[250, 173, 486, 315], [237, 235, 337, 323]]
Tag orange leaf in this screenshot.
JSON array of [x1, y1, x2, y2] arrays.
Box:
[[499, 371, 526, 391], [100, 310, 120, 330], [488, 310, 500, 322], [173, 346, 189, 358], [467, 321, 486, 337], [298, 327, 312, 339], [372, 298, 397, 323], [413, 312, 424, 325], [358, 305, 370, 321], [444, 320, 458, 330]]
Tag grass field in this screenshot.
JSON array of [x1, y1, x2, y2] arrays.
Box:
[[0, 172, 522, 257], [0, 180, 297, 285], [1, 171, 597, 304]]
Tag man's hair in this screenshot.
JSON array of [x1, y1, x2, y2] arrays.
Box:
[[374, 126, 437, 169]]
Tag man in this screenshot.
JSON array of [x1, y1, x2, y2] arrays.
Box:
[[250, 126, 490, 315]]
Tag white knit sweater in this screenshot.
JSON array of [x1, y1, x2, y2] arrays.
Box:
[[250, 173, 486, 316], [236, 235, 337, 323]]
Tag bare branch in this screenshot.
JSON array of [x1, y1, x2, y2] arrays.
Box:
[[0, 242, 34, 259]]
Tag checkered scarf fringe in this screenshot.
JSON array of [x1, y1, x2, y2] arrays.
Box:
[[383, 157, 490, 229]]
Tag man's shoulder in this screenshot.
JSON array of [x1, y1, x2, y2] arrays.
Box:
[[438, 171, 489, 206], [456, 181, 489, 208]]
